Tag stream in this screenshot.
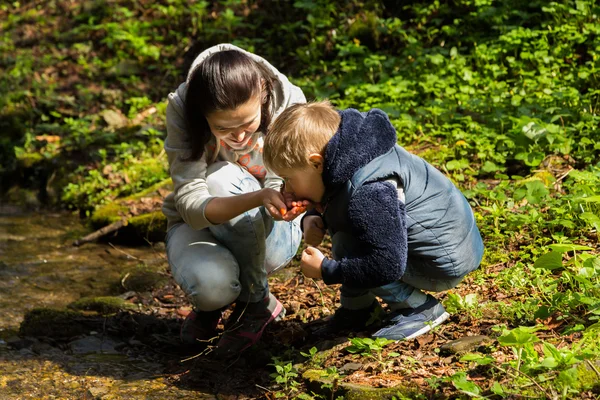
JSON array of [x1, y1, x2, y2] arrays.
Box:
[[0, 205, 215, 399]]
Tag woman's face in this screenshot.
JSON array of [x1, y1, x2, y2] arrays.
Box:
[[205, 95, 262, 150]]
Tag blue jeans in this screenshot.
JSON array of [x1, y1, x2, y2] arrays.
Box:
[[166, 162, 303, 311], [332, 229, 484, 310]]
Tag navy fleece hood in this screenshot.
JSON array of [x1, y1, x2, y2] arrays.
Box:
[[323, 108, 397, 187]]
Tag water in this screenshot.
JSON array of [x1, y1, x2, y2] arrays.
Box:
[[0, 205, 211, 399], [0, 205, 156, 331]]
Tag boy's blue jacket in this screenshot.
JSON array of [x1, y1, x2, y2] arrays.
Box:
[[318, 108, 482, 288]]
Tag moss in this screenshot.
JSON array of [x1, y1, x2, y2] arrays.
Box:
[[302, 369, 419, 400], [126, 211, 167, 242], [88, 179, 171, 243], [5, 186, 41, 209], [90, 203, 128, 228], [125, 178, 171, 200], [575, 360, 600, 390], [19, 308, 89, 338], [344, 383, 417, 400], [121, 266, 168, 292], [68, 296, 137, 314]]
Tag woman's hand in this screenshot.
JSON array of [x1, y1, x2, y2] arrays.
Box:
[[301, 246, 324, 279], [303, 215, 326, 246], [261, 188, 288, 220], [281, 200, 310, 221], [279, 190, 310, 221]]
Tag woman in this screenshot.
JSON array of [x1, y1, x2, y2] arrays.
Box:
[[162, 44, 307, 358]]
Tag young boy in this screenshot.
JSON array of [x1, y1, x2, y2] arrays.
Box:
[[263, 101, 484, 340]]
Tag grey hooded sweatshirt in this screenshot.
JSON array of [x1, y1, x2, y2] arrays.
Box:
[[161, 44, 306, 231]]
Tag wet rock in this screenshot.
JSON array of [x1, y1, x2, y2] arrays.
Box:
[[439, 335, 492, 355], [87, 385, 110, 399], [18, 348, 35, 356], [31, 340, 62, 356], [68, 296, 137, 314], [118, 291, 137, 300], [69, 336, 122, 355], [5, 186, 42, 209], [6, 336, 34, 350], [19, 308, 91, 339], [121, 266, 168, 292]]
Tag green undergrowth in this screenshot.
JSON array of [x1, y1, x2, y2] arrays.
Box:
[[2, 0, 600, 398]]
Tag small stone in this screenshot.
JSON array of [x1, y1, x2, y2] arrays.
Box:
[[101, 109, 128, 129], [339, 362, 363, 373], [70, 336, 121, 355], [6, 336, 34, 350], [88, 386, 110, 398], [440, 335, 491, 355]]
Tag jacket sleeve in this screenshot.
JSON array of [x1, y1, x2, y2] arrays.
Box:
[[321, 180, 407, 288], [164, 83, 216, 231]]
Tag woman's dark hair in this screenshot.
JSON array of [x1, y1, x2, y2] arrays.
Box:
[[183, 50, 274, 161]]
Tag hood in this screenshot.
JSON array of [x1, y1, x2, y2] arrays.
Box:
[[187, 43, 280, 82], [323, 108, 397, 187], [179, 43, 302, 121]]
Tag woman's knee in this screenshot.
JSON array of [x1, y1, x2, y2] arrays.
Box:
[[167, 224, 242, 311], [182, 258, 242, 311], [206, 161, 260, 197]]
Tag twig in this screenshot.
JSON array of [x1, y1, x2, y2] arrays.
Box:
[[555, 167, 573, 183], [108, 242, 141, 261], [508, 365, 555, 400], [73, 219, 127, 246], [143, 237, 168, 260], [180, 341, 218, 363], [311, 278, 326, 309], [585, 359, 600, 379], [255, 384, 271, 393]]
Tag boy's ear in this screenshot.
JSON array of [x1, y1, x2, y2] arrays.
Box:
[[308, 153, 324, 172]]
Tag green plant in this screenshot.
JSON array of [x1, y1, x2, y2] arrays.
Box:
[[269, 357, 301, 398], [346, 337, 399, 372]]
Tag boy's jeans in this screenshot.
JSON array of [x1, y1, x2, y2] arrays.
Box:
[[166, 162, 302, 311], [332, 230, 484, 311]]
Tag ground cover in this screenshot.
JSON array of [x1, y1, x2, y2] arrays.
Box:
[[1, 0, 599, 398]]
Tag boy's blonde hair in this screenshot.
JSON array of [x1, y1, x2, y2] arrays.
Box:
[[264, 100, 340, 172]]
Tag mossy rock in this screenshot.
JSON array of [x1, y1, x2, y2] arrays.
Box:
[[126, 179, 172, 200], [125, 211, 167, 243], [574, 359, 600, 390], [89, 179, 171, 243], [121, 266, 168, 292], [302, 369, 419, 399], [68, 296, 137, 315], [90, 203, 129, 228], [19, 308, 91, 339], [5, 186, 41, 209]]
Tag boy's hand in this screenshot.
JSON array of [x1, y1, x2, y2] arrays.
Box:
[[301, 246, 324, 279], [303, 215, 325, 246]]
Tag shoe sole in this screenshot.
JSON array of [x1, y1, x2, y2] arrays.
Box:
[[403, 311, 450, 340]]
